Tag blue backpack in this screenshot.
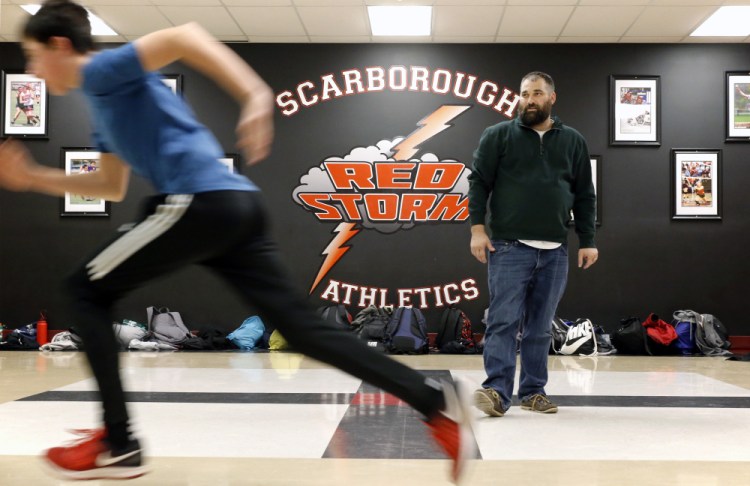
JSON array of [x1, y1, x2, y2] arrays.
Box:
[[384, 307, 429, 354], [671, 310, 698, 356], [227, 316, 266, 350]]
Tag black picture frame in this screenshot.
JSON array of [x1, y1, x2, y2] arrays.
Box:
[[609, 75, 660, 146], [670, 149, 721, 220], [219, 153, 240, 174], [160, 74, 183, 96], [60, 147, 111, 217], [725, 71, 750, 142], [2, 71, 49, 138], [570, 155, 602, 226]]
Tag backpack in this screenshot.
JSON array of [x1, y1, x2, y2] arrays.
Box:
[[112, 319, 147, 349], [146, 306, 192, 345], [384, 307, 429, 354], [557, 319, 598, 356], [227, 316, 266, 350], [695, 313, 732, 356], [352, 306, 392, 351], [436, 306, 478, 354], [611, 316, 649, 355], [671, 310, 699, 355], [550, 316, 571, 354], [269, 329, 290, 350], [317, 304, 353, 331], [642, 313, 677, 355]]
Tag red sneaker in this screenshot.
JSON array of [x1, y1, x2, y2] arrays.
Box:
[[425, 380, 476, 484], [42, 428, 150, 480]]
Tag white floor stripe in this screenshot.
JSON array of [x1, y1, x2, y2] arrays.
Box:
[[52, 368, 364, 394]]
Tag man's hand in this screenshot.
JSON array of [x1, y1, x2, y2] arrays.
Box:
[[0, 139, 35, 192], [470, 225, 496, 264], [578, 248, 599, 269]]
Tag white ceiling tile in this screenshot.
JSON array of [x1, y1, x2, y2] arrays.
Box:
[[620, 36, 685, 43], [434, 6, 503, 36], [309, 35, 371, 42], [495, 36, 559, 43], [293, 0, 364, 5], [94, 6, 173, 36], [497, 6, 573, 37], [249, 35, 310, 42], [93, 34, 128, 42], [683, 36, 747, 43], [506, 0, 574, 4], [558, 36, 620, 42], [0, 5, 29, 36], [223, 0, 292, 4], [561, 6, 644, 37], [577, 0, 649, 4], [296, 6, 368, 35], [152, 0, 222, 5], [213, 34, 249, 41], [435, 0, 505, 4], [227, 6, 305, 36], [625, 6, 714, 37], [649, 0, 721, 5], [433, 36, 496, 43], [158, 6, 244, 35], [79, 0, 153, 5]]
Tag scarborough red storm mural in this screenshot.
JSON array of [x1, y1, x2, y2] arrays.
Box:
[[276, 65, 520, 311]]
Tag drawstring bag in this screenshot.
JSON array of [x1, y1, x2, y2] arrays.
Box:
[[227, 316, 266, 350], [146, 307, 192, 345]]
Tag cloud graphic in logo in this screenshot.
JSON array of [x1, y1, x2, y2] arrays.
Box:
[[293, 137, 470, 235]]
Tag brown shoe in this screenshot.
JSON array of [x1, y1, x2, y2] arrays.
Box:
[[473, 388, 504, 417], [520, 394, 558, 414]]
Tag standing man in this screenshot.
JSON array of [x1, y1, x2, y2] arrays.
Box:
[[467, 71, 598, 417], [0, 0, 474, 482]]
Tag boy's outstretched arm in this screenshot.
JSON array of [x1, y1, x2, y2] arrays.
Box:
[[134, 23, 274, 165], [0, 140, 130, 201]]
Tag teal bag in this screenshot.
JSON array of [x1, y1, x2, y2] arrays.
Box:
[[227, 316, 265, 350]]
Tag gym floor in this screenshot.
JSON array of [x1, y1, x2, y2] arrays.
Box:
[[1, 351, 749, 485]]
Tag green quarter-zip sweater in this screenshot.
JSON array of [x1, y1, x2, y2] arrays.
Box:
[[468, 116, 596, 248]]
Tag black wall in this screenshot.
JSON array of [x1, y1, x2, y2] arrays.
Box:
[[0, 42, 748, 334]]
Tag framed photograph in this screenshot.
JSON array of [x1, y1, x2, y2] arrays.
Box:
[[570, 156, 602, 225], [609, 75, 660, 146], [726, 71, 750, 142], [160, 74, 183, 95], [60, 148, 110, 217], [219, 154, 240, 174], [2, 72, 49, 138], [671, 149, 721, 220]]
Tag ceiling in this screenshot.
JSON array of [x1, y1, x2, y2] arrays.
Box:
[[1, 0, 749, 44]]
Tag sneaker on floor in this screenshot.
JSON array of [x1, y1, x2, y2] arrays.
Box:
[[473, 388, 505, 417], [41, 428, 149, 480], [425, 379, 476, 484], [520, 393, 558, 414]]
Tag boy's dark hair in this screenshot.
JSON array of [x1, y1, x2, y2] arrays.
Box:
[[23, 0, 93, 53], [521, 71, 555, 92]]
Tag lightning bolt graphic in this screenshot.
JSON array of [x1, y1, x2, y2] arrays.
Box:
[[392, 105, 472, 160], [309, 104, 471, 294], [309, 222, 360, 294]]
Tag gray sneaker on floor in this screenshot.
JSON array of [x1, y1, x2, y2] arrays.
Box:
[[473, 388, 505, 417], [520, 393, 558, 414]]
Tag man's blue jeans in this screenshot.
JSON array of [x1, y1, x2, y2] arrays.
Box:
[[482, 240, 569, 411]]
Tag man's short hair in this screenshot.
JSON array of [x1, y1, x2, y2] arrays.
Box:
[[521, 72, 555, 92], [23, 0, 93, 54]]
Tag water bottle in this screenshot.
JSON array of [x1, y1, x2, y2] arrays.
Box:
[[37, 311, 48, 346]]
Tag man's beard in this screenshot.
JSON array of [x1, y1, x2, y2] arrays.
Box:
[[520, 100, 552, 126]]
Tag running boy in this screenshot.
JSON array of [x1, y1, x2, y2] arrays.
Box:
[[0, 0, 474, 482]]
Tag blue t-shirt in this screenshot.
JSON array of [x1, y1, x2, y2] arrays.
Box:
[[81, 43, 257, 194]]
